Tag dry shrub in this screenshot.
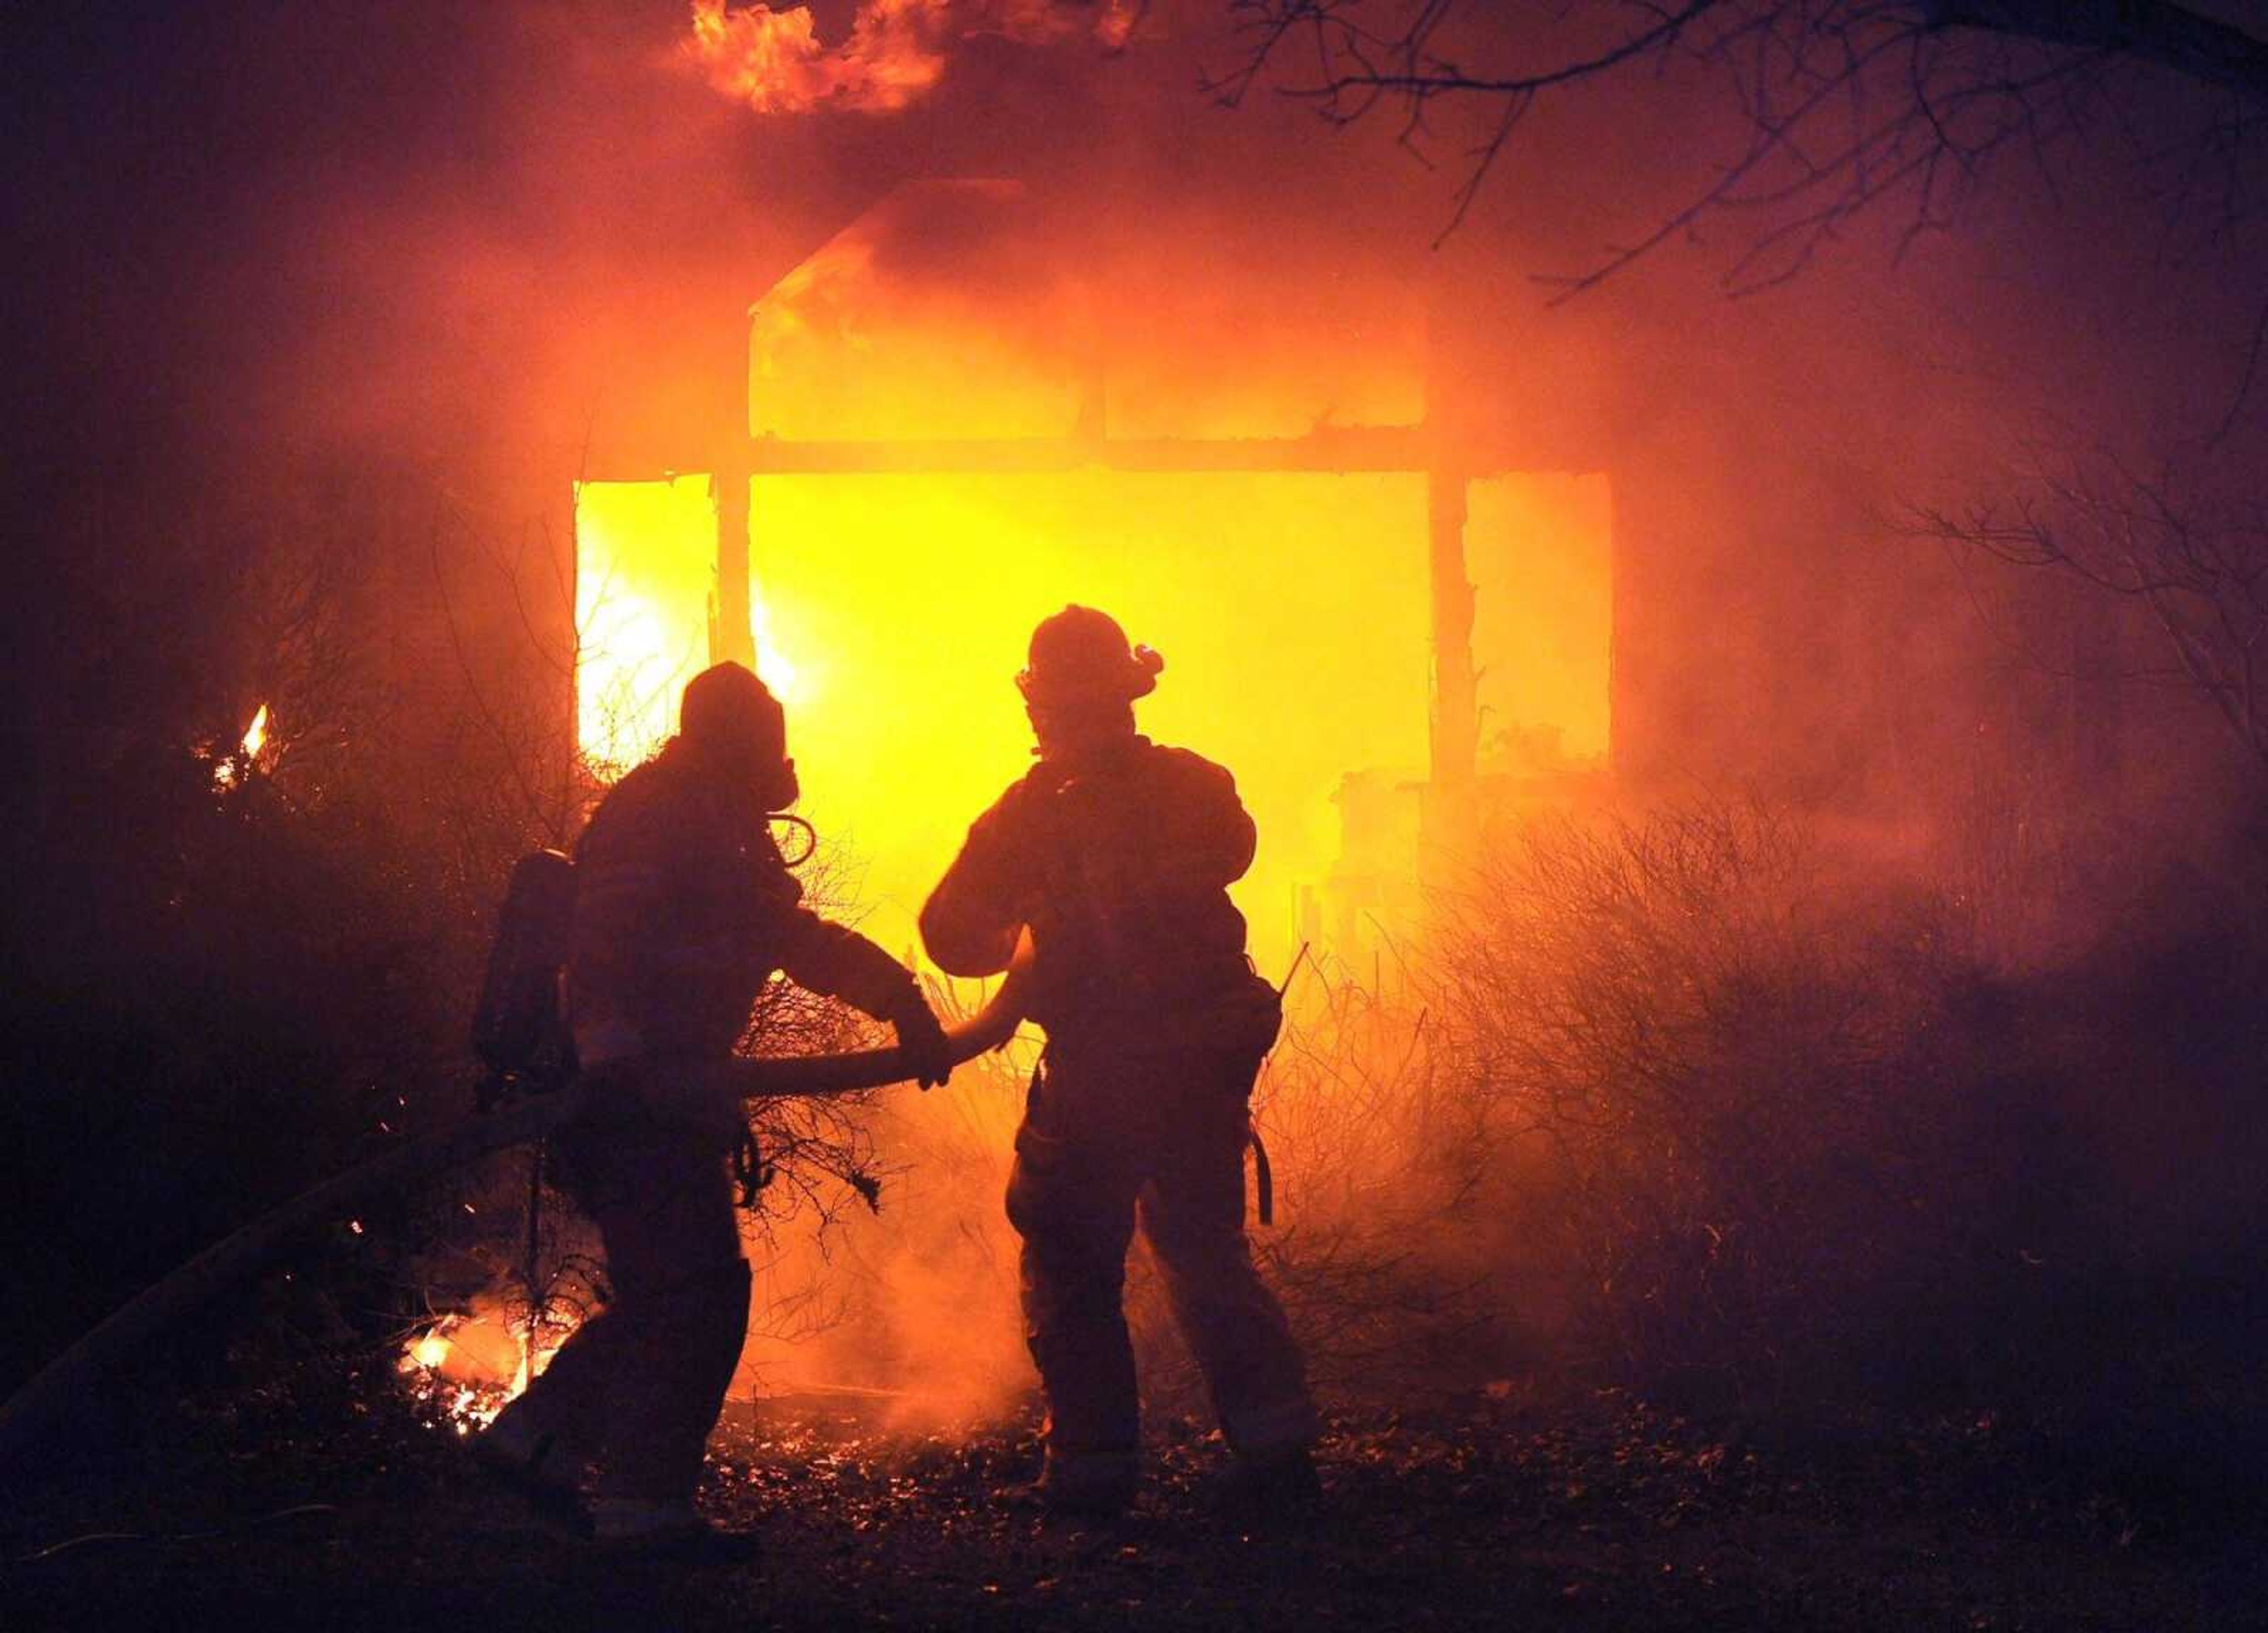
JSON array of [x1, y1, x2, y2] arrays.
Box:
[[1203, 967, 1504, 1397], [1426, 800, 2113, 1407]]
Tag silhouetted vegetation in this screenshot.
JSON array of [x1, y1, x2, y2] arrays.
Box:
[[1221, 798, 2268, 1445]]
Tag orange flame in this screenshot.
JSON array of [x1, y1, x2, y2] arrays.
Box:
[[240, 702, 270, 761], [685, 0, 1132, 115], [210, 702, 273, 791], [398, 1299, 574, 1435]]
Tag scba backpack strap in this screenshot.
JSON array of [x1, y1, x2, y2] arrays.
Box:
[[470, 849, 579, 1111]]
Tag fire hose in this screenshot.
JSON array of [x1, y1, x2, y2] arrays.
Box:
[[0, 964, 1032, 1473]]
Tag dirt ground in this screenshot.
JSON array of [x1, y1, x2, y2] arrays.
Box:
[[7, 1357, 2266, 1632]]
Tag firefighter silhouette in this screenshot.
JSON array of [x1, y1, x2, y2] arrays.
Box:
[[922, 607, 1318, 1515], [481, 663, 952, 1546]]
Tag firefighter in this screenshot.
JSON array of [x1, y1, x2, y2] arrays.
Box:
[[920, 607, 1318, 1517], [481, 661, 953, 1547]]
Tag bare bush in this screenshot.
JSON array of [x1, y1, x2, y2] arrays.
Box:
[[1423, 800, 2054, 1404], [1225, 963, 1500, 1393]]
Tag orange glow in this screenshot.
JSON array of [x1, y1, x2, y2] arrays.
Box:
[[574, 186, 1610, 973], [575, 478, 715, 774], [747, 181, 1426, 444], [752, 211, 1084, 441], [747, 471, 1435, 971], [573, 479, 801, 775], [555, 197, 1617, 1425], [1470, 474, 1614, 769], [570, 484, 1611, 974]]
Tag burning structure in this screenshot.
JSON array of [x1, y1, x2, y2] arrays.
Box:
[[570, 178, 1613, 974]]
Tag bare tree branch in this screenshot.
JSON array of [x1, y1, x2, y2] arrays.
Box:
[[1211, 1, 2268, 289], [1920, 454, 2268, 777], [1923, 0, 2268, 107]]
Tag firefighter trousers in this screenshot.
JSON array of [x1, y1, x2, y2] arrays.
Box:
[[498, 1101, 749, 1503], [1004, 1045, 1317, 1486]]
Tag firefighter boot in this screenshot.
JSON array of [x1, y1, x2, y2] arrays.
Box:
[[476, 1403, 592, 1517], [1218, 1444, 1324, 1524], [586, 1497, 760, 1559], [1020, 1445, 1140, 1520]]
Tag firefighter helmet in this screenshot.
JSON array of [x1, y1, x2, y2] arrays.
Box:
[[679, 661, 799, 809], [1016, 605, 1164, 708]]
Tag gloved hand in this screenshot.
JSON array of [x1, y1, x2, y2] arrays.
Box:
[[893, 998, 955, 1090]]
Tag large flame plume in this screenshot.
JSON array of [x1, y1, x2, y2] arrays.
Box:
[[686, 0, 1135, 115]]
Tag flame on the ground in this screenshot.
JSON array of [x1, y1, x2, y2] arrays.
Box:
[[397, 1297, 576, 1435], [209, 702, 274, 790]]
